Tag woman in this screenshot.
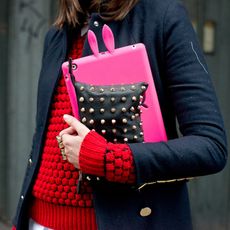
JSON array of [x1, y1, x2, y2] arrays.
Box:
[[12, 0, 227, 229]]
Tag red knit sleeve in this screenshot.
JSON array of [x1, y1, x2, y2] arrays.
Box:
[[79, 131, 136, 184], [12, 226, 16, 230]]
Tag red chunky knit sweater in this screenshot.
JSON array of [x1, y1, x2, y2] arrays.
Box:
[[29, 35, 136, 230]]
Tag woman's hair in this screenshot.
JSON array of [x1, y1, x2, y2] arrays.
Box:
[[54, 0, 139, 28]]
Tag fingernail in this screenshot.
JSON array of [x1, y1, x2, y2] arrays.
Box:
[[63, 114, 71, 121]]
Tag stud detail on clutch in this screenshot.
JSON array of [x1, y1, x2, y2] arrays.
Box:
[[100, 108, 105, 113], [79, 97, 84, 102], [130, 107, 135, 112], [122, 118, 128, 124], [89, 108, 94, 113], [122, 107, 127, 112], [100, 97, 105, 103], [131, 85, 136, 91], [123, 128, 128, 133], [82, 117, 87, 123], [132, 125, 137, 130], [121, 97, 127, 102], [132, 96, 137, 101], [111, 97, 116, 102], [89, 119, 94, 124], [111, 108, 116, 113], [102, 130, 106, 134], [112, 129, 117, 134]]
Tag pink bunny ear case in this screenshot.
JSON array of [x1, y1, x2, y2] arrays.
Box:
[[62, 25, 167, 143]]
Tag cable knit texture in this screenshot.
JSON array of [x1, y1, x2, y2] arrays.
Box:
[[30, 34, 135, 230], [80, 131, 136, 184]]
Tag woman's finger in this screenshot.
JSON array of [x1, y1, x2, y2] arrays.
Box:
[[63, 114, 90, 137], [59, 126, 76, 137], [62, 133, 81, 146]]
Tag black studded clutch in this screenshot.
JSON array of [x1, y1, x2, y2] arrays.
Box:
[[73, 81, 148, 143]]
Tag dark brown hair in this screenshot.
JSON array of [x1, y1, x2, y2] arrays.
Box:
[[54, 0, 139, 28]]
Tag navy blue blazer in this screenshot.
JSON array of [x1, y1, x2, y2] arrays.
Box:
[[13, 0, 227, 229]]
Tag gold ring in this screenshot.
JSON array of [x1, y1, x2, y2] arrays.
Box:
[[60, 148, 67, 161], [56, 135, 67, 160]]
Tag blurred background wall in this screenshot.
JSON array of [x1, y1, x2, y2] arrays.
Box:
[[0, 0, 229, 229]]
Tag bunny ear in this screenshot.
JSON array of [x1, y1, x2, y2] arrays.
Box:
[[87, 30, 99, 56], [102, 24, 115, 53]]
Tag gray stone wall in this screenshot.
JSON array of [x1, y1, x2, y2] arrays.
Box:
[[6, 0, 52, 220]]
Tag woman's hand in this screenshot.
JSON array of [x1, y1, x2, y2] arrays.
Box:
[[59, 114, 90, 168]]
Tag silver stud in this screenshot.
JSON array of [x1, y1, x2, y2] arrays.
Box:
[[20, 195, 24, 200], [94, 21, 99, 27], [121, 97, 127, 102], [111, 119, 116, 124], [86, 176, 91, 181], [80, 86, 85, 91], [100, 88, 104, 93], [135, 113, 139, 117], [89, 97, 94, 102], [140, 95, 144, 100], [141, 85, 147, 90], [82, 117, 87, 123], [89, 119, 94, 124], [96, 177, 100, 181], [131, 85, 136, 90], [137, 106, 141, 110], [81, 108, 86, 112], [132, 125, 137, 130], [28, 158, 33, 166], [134, 135, 138, 140], [131, 115, 136, 120], [123, 128, 128, 133], [79, 97, 84, 102], [114, 138, 118, 143], [140, 132, 144, 136], [130, 107, 135, 112], [102, 130, 106, 134], [100, 108, 105, 113], [112, 129, 117, 134], [122, 118, 128, 124], [101, 119, 106, 124], [100, 97, 105, 102], [122, 107, 127, 112], [111, 108, 116, 113], [110, 87, 115, 92], [124, 138, 128, 142], [120, 87, 126, 91], [132, 96, 137, 101], [111, 97, 116, 102], [140, 122, 143, 126], [90, 86, 95, 91], [89, 108, 94, 113]]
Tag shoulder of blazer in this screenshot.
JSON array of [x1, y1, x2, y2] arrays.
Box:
[[44, 26, 65, 47]]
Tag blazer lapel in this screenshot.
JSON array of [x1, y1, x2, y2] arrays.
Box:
[[36, 27, 68, 132]]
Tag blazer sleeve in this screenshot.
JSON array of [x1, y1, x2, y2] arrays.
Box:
[[128, 1, 227, 185]]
